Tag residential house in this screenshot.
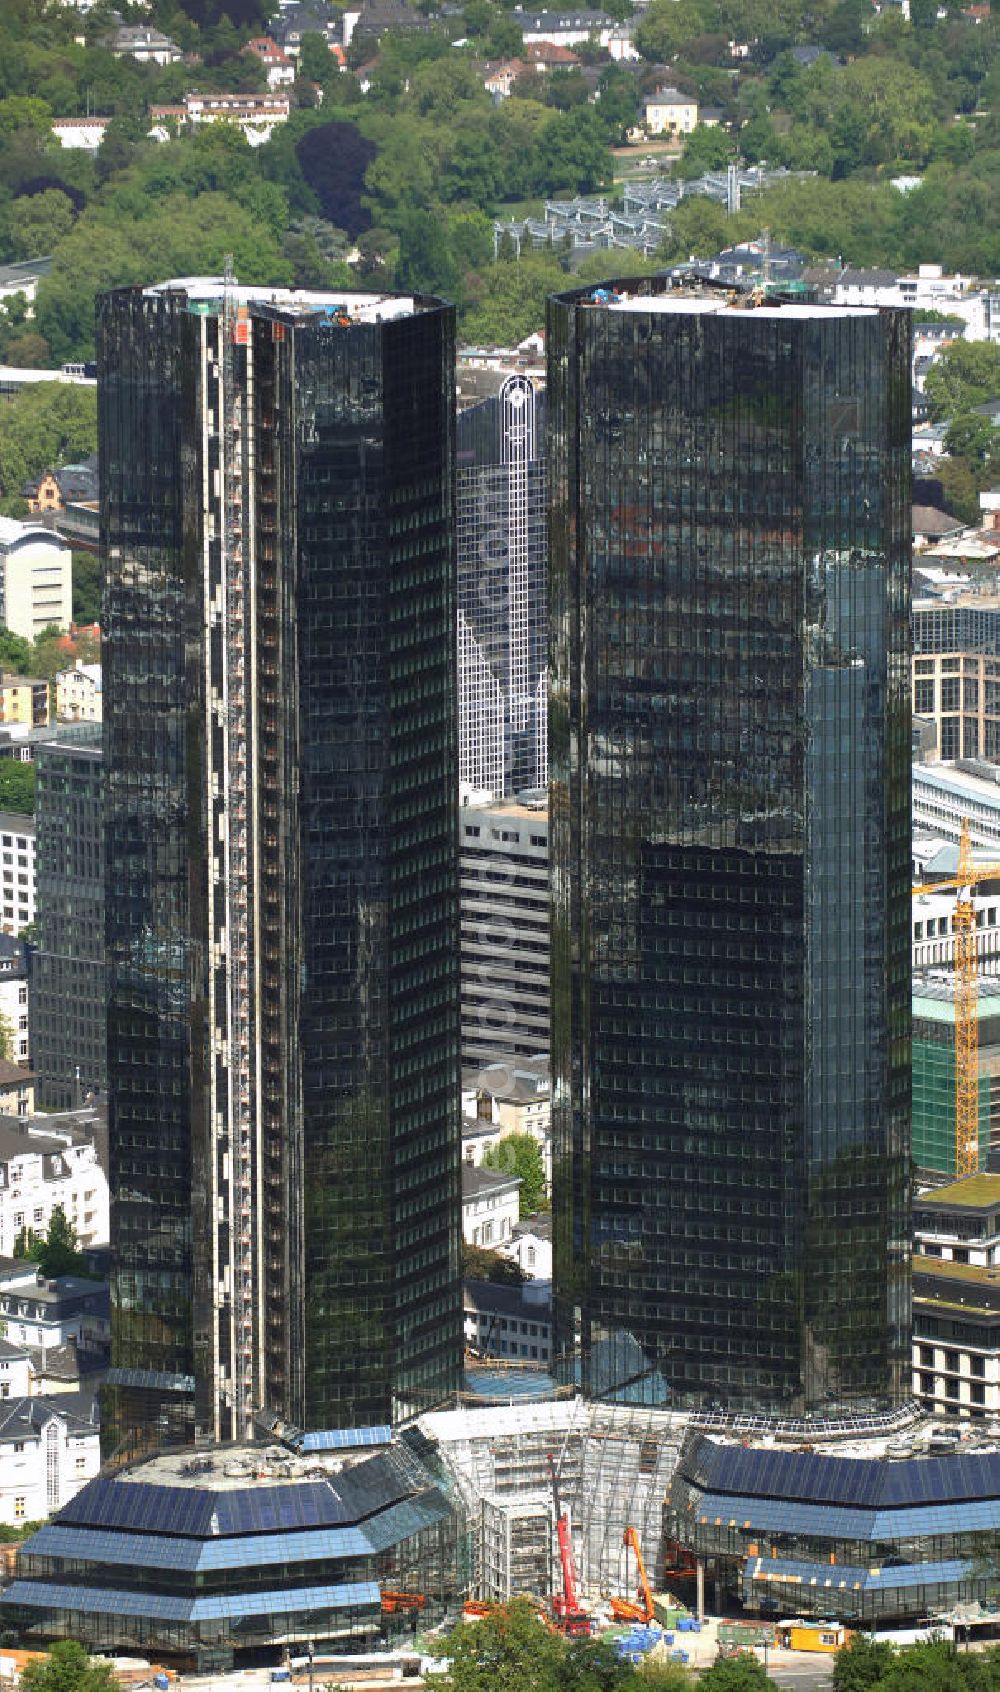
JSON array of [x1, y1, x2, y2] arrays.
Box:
[[110, 24, 183, 64], [0, 813, 35, 940], [0, 521, 72, 643], [50, 118, 112, 151], [644, 85, 699, 135], [606, 23, 639, 58], [0, 1115, 109, 1260], [0, 1268, 110, 1353], [511, 7, 616, 47], [461, 1057, 551, 1187], [183, 92, 291, 145], [0, 1395, 100, 1525], [501, 1212, 553, 1280], [54, 662, 101, 725], [0, 937, 31, 1068], [462, 1164, 521, 1248], [271, 0, 341, 55], [0, 678, 49, 730], [24, 460, 98, 517], [982, 488, 1000, 533], [244, 36, 296, 86], [0, 1063, 33, 1119], [523, 40, 580, 68], [0, 262, 51, 315], [463, 1277, 552, 1363], [0, 1340, 32, 1400], [913, 505, 965, 549]]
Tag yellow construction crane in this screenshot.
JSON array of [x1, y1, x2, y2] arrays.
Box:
[[913, 819, 1000, 1179]]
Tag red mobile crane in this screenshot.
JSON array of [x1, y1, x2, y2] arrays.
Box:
[[548, 1454, 592, 1637]]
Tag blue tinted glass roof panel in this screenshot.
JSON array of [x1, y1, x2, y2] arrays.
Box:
[[0, 1581, 381, 1622], [681, 1434, 1000, 1511], [296, 1428, 392, 1453], [745, 1557, 976, 1592]]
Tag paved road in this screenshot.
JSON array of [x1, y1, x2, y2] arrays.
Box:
[[768, 1660, 836, 1691]]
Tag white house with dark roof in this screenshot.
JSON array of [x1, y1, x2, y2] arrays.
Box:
[[0, 1116, 108, 1259], [512, 6, 615, 45], [0, 1395, 99, 1523], [461, 1164, 521, 1248]]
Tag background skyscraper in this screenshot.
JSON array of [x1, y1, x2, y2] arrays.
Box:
[[457, 375, 548, 800], [32, 723, 106, 1111], [100, 279, 461, 1447], [549, 281, 912, 1412]]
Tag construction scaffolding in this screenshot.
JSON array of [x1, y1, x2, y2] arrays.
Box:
[[416, 1400, 686, 1604]]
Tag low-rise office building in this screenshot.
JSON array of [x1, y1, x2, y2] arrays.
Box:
[[0, 522, 71, 643], [0, 812, 34, 938], [460, 798, 549, 1067], [913, 1175, 1000, 1418], [0, 1432, 457, 1667], [913, 975, 1000, 1175], [671, 1429, 1000, 1624], [463, 1278, 552, 1364]]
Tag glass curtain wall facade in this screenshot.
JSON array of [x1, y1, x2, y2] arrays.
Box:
[[548, 282, 912, 1412], [456, 377, 548, 799], [100, 281, 461, 1449], [32, 725, 106, 1110]]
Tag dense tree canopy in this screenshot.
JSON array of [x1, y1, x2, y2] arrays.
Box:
[[0, 383, 97, 511], [0, 0, 994, 347]]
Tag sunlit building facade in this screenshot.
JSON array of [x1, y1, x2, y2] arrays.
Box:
[[456, 376, 548, 799]]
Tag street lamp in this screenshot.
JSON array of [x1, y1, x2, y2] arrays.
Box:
[[307, 1641, 314, 1692]]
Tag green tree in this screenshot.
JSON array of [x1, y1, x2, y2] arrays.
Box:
[[0, 762, 35, 816], [674, 121, 732, 178], [0, 1006, 15, 1061], [483, 1132, 547, 1216], [925, 340, 1000, 421], [430, 1600, 570, 1692], [0, 384, 97, 505], [832, 1634, 899, 1692], [7, 188, 77, 262], [634, 0, 704, 61], [395, 208, 461, 299], [20, 1643, 119, 1692], [698, 1656, 777, 1692], [658, 194, 732, 261], [22, 1205, 90, 1279], [463, 1241, 528, 1283], [878, 1640, 986, 1692], [72, 553, 101, 625], [12, 1225, 40, 1260], [0, 627, 32, 671], [462, 251, 567, 347], [946, 412, 997, 462]]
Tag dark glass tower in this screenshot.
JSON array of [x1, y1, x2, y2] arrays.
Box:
[[100, 280, 461, 1446], [549, 281, 912, 1412]]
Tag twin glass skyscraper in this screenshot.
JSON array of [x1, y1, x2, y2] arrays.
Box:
[[102, 274, 911, 1445], [548, 283, 912, 1413], [100, 281, 461, 1446]]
